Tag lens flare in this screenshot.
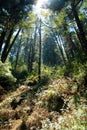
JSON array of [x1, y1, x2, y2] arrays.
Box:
[[34, 0, 48, 17]]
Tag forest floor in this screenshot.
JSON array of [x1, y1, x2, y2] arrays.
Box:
[[0, 78, 87, 130]]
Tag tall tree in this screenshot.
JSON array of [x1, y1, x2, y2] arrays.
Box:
[[38, 19, 42, 81], [0, 0, 35, 62], [14, 34, 22, 71], [71, 1, 87, 54], [47, 0, 87, 55]]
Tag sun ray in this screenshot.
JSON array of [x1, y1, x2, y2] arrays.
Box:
[[33, 0, 48, 18]]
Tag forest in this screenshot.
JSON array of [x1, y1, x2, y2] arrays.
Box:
[[0, 0, 87, 129]]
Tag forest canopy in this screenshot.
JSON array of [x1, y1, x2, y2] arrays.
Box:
[[0, 0, 87, 80]]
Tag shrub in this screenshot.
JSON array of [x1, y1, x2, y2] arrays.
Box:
[[38, 75, 50, 86], [13, 65, 28, 82], [0, 61, 16, 90], [55, 66, 67, 77], [47, 95, 64, 112]]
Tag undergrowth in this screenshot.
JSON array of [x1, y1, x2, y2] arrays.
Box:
[[0, 61, 87, 130]]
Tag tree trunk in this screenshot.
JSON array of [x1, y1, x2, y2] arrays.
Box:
[[0, 19, 10, 52], [28, 25, 38, 73], [4, 28, 21, 63], [0, 30, 7, 52], [57, 35, 66, 65], [38, 19, 42, 81], [32, 24, 38, 64], [1, 28, 14, 63], [51, 29, 66, 65], [28, 45, 33, 73], [71, 3, 87, 55], [15, 36, 22, 71], [27, 38, 33, 73], [67, 36, 75, 59], [60, 35, 71, 63]]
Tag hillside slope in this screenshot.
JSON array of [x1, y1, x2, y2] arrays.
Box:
[[0, 78, 87, 130]]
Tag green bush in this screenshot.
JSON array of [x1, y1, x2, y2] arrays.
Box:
[[39, 75, 50, 86], [13, 65, 28, 82], [0, 61, 16, 90], [55, 66, 66, 77], [25, 75, 38, 86]]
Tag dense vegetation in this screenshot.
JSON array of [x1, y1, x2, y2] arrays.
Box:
[[0, 0, 87, 130]]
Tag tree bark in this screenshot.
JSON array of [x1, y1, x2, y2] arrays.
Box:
[[53, 30, 66, 65], [5, 28, 21, 63], [28, 44, 33, 73], [71, 3, 87, 55], [0, 17, 11, 52], [27, 38, 33, 73], [0, 30, 7, 52], [1, 27, 14, 63], [15, 35, 22, 71], [28, 25, 38, 73], [38, 19, 41, 81]]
